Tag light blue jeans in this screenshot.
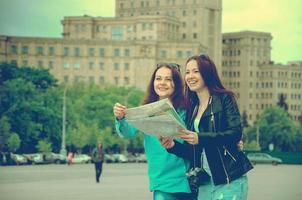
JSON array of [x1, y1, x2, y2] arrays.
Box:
[[153, 190, 193, 200], [198, 176, 248, 200]]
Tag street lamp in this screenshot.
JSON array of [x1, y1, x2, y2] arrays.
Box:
[[60, 87, 67, 156]]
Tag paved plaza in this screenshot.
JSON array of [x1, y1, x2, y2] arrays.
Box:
[[0, 163, 301, 200]]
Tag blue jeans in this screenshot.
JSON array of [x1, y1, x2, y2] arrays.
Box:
[[198, 176, 248, 200], [153, 190, 193, 200]]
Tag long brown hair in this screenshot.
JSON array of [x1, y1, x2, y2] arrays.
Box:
[[142, 64, 185, 109], [184, 55, 235, 121]]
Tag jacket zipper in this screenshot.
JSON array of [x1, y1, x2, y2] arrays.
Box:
[[210, 98, 230, 184], [223, 146, 237, 162], [217, 147, 230, 184]]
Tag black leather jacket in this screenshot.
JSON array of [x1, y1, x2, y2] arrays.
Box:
[[168, 93, 253, 185]]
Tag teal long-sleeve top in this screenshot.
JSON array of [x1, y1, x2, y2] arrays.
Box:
[[115, 110, 191, 193]]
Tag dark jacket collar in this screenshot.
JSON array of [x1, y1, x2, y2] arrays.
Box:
[[195, 94, 222, 118]]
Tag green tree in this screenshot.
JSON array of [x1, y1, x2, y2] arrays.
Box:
[[245, 140, 261, 151], [255, 106, 297, 151], [0, 116, 11, 151], [0, 63, 61, 153], [64, 83, 144, 153], [7, 133, 20, 152], [36, 140, 52, 153]]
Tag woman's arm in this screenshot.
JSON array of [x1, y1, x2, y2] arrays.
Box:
[[115, 118, 138, 138]]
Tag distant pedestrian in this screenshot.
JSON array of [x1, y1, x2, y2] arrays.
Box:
[[67, 152, 74, 165], [92, 143, 104, 183]]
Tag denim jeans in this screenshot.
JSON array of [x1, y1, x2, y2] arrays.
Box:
[[153, 190, 194, 200], [198, 176, 248, 200]]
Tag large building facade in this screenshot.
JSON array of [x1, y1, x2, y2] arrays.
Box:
[[0, 0, 222, 90], [222, 31, 302, 123], [1, 1, 301, 123]]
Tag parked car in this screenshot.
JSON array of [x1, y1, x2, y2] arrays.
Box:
[[72, 154, 91, 164], [112, 154, 128, 163], [42, 152, 67, 164], [23, 153, 44, 165], [247, 153, 282, 165], [10, 153, 28, 165], [136, 154, 147, 163], [104, 154, 115, 163]]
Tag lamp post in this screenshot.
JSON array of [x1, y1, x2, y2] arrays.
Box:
[[60, 87, 67, 156]]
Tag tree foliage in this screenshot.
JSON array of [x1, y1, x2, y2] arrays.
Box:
[[36, 140, 52, 153], [245, 106, 300, 151]]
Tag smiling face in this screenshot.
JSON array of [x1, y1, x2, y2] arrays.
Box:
[[153, 66, 175, 99], [185, 59, 206, 93]]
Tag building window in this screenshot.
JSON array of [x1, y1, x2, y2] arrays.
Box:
[[99, 62, 105, 70], [89, 48, 95, 56], [89, 62, 95, 69], [11, 60, 17, 65], [48, 46, 55, 56], [48, 61, 54, 69], [114, 48, 120, 56], [36, 46, 44, 55], [22, 60, 28, 66], [74, 61, 81, 69], [99, 48, 105, 57], [21, 46, 28, 55], [186, 51, 192, 57], [124, 63, 129, 70], [160, 50, 167, 58], [124, 77, 130, 85], [193, 33, 197, 39], [176, 51, 183, 58], [63, 47, 69, 56], [125, 48, 130, 57], [112, 27, 123, 40], [10, 45, 17, 54], [99, 76, 105, 84], [37, 60, 43, 68], [182, 33, 186, 39], [63, 61, 70, 69], [74, 47, 80, 56], [114, 63, 120, 70]]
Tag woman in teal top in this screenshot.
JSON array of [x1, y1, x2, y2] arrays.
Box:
[[113, 63, 192, 200]]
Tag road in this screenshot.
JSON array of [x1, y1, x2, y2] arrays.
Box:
[[0, 163, 301, 200]]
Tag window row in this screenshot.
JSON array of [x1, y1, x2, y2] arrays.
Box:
[[290, 94, 301, 100], [63, 75, 130, 86], [10, 45, 130, 57], [222, 60, 240, 67], [222, 49, 241, 56], [160, 50, 192, 58], [10, 59, 131, 71], [63, 61, 130, 71], [182, 33, 198, 39], [222, 71, 240, 78], [249, 93, 273, 99]]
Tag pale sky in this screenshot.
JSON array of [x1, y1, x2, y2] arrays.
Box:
[[0, 0, 301, 64]]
